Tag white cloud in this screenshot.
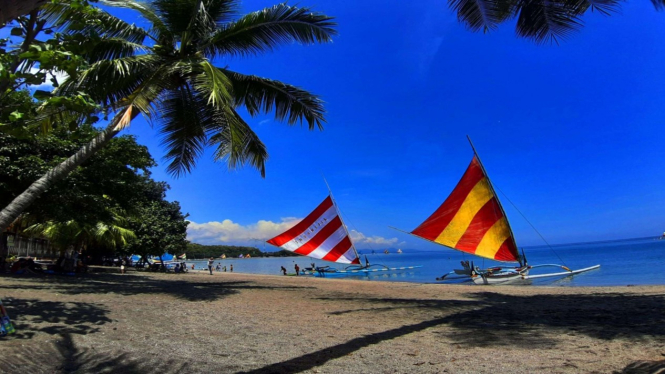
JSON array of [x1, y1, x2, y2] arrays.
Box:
[[187, 218, 300, 245], [29, 68, 68, 90], [349, 230, 401, 246], [187, 218, 402, 248]]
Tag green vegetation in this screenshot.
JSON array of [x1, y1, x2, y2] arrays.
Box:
[[0, 116, 189, 264], [0, 0, 337, 234], [122, 183, 189, 264], [185, 243, 299, 259], [0, 0, 337, 269]]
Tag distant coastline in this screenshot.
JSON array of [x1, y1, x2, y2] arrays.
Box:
[[524, 236, 663, 250]]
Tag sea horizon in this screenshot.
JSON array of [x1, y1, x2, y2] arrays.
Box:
[[183, 236, 665, 287]]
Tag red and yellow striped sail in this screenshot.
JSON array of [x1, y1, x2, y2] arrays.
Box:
[[411, 156, 520, 263]]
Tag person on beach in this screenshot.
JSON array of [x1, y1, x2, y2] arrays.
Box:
[[216, 263, 221, 271], [230, 264, 233, 272], [294, 264, 300, 276], [208, 257, 214, 275], [191, 264, 195, 270], [120, 258, 126, 274], [281, 266, 287, 275]]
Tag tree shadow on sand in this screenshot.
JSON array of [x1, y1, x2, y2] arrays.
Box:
[[237, 316, 453, 374], [615, 359, 665, 374], [239, 291, 665, 374], [322, 291, 665, 345], [0, 333, 186, 373], [0, 272, 312, 302], [451, 292, 665, 344], [4, 298, 112, 340]]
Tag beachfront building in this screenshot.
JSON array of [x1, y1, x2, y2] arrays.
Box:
[[5, 233, 54, 259]]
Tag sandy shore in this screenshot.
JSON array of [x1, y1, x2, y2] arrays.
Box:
[[0, 271, 664, 373]]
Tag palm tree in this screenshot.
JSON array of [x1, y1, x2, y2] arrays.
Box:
[[0, 0, 336, 231], [449, 0, 664, 44], [23, 216, 136, 256]]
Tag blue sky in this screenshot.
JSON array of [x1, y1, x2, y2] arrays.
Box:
[[34, 1, 665, 249]]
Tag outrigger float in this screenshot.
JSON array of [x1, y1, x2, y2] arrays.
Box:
[[301, 263, 422, 278]]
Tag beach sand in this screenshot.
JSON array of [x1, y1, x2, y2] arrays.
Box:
[[0, 270, 664, 373]]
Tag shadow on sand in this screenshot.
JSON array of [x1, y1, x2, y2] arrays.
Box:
[[0, 271, 311, 302], [6, 298, 112, 340], [2, 273, 663, 373], [0, 333, 186, 373], [0, 272, 315, 372], [241, 291, 665, 374], [615, 359, 665, 374]]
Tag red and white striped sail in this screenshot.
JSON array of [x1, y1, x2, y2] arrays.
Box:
[[266, 196, 360, 264]]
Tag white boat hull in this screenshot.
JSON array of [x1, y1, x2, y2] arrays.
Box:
[[471, 270, 530, 285], [470, 264, 600, 285]]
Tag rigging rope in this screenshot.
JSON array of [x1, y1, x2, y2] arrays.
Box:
[[494, 185, 569, 268]]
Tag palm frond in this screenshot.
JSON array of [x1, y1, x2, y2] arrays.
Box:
[[180, 0, 241, 43], [23, 220, 84, 250], [181, 0, 218, 48], [207, 107, 268, 177], [224, 70, 325, 130], [191, 61, 233, 108], [585, 0, 622, 15], [83, 38, 149, 62], [449, 0, 516, 32], [652, 0, 665, 10], [151, 0, 205, 38], [158, 85, 211, 177], [57, 54, 163, 108], [515, 0, 584, 44], [206, 0, 241, 25], [100, 0, 170, 42], [94, 221, 136, 247], [42, 1, 150, 44], [113, 62, 180, 121], [203, 3, 336, 58]]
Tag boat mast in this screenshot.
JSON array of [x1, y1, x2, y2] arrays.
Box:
[[323, 177, 362, 262], [466, 136, 523, 267]]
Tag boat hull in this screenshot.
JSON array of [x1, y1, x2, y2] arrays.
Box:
[[471, 270, 530, 285]]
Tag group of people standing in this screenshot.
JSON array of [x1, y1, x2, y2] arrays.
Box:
[[207, 257, 232, 275], [281, 263, 303, 276]]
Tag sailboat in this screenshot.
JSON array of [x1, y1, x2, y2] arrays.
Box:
[[404, 138, 599, 285], [267, 194, 421, 277]]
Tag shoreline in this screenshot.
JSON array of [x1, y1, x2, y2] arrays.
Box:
[[1, 271, 664, 373]]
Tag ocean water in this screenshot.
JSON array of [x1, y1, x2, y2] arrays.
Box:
[[185, 237, 665, 286]]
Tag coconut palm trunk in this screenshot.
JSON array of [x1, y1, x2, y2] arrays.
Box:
[[0, 232, 7, 271], [0, 0, 49, 25], [0, 109, 132, 231]]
